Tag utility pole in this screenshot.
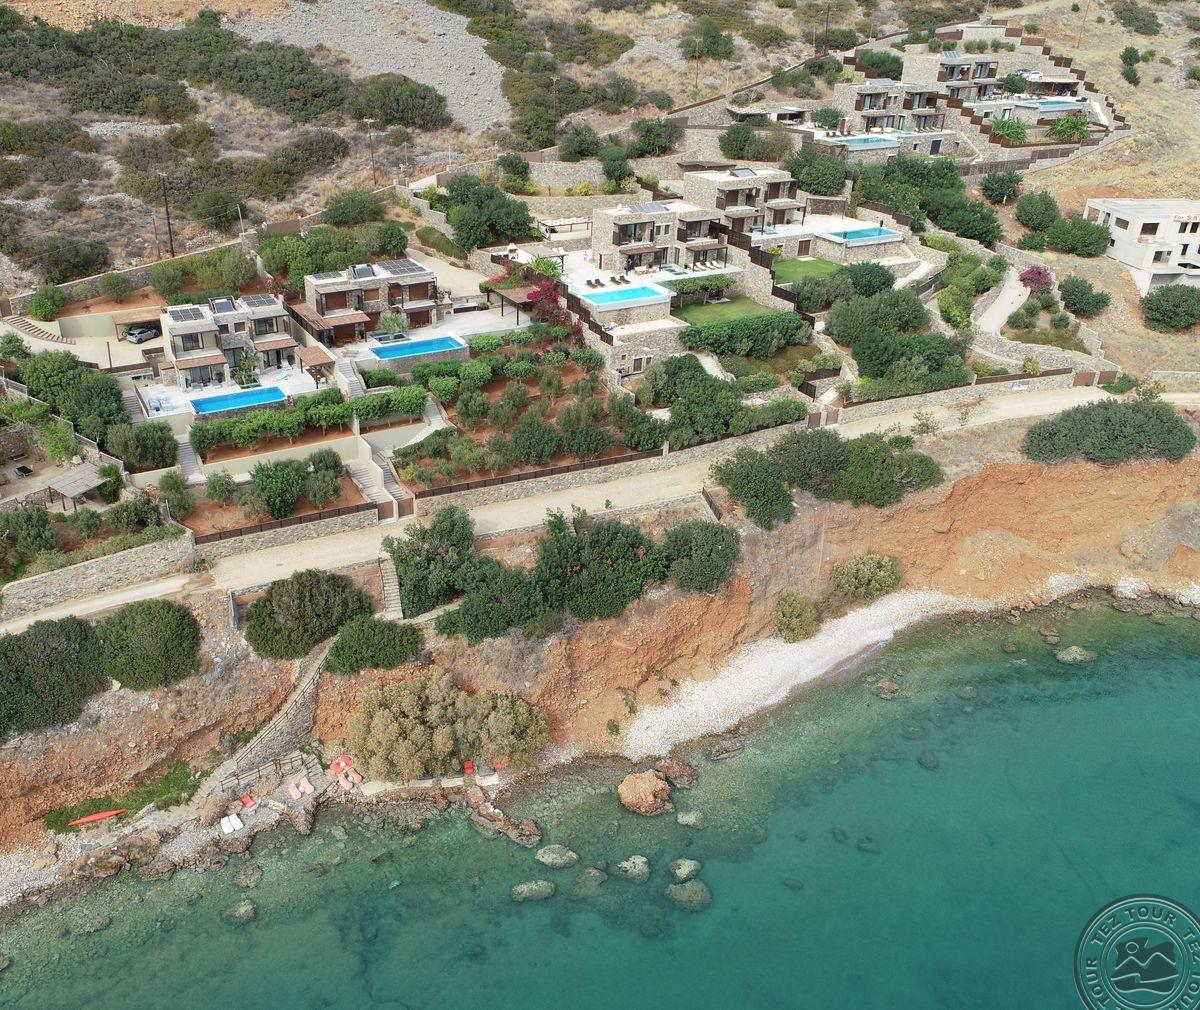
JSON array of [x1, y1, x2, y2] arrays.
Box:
[[362, 118, 378, 187], [550, 76, 560, 142], [158, 172, 175, 259]]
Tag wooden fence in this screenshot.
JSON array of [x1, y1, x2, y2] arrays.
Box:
[[191, 500, 378, 544], [413, 448, 662, 499]]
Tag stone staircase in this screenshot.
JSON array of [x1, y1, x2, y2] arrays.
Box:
[[336, 357, 365, 397], [378, 554, 403, 618], [2, 315, 73, 345], [121, 388, 146, 427], [177, 438, 200, 483]]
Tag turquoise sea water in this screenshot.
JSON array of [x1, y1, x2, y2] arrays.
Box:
[[4, 600, 1199, 1010]]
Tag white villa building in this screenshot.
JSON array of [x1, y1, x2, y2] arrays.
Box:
[[1083, 198, 1200, 295]]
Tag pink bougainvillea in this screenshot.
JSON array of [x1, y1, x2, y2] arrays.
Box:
[[1019, 264, 1052, 292]]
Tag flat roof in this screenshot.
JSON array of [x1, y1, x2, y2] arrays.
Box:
[[1087, 198, 1200, 218], [47, 462, 105, 500]]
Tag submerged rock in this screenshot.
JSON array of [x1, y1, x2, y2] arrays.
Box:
[[76, 915, 111, 934], [666, 879, 712, 912], [222, 900, 256, 925], [872, 677, 902, 700], [567, 868, 608, 901], [708, 736, 745, 761], [676, 810, 706, 830], [782, 877, 804, 891], [917, 750, 940, 771], [0, 953, 9, 972], [234, 864, 263, 889], [535, 845, 579, 869], [1056, 645, 1097, 665], [832, 827, 849, 844], [617, 770, 673, 816], [612, 855, 651, 883], [1001, 642, 1018, 654], [668, 858, 701, 882], [856, 837, 881, 854], [511, 880, 555, 903], [654, 758, 698, 789]]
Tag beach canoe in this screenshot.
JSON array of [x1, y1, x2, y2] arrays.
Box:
[[67, 808, 128, 827]]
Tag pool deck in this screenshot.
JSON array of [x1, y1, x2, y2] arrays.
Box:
[[560, 249, 741, 292], [138, 367, 319, 418]]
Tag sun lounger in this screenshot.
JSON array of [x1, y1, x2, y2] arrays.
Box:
[[299, 776, 314, 795], [337, 773, 354, 791], [347, 769, 364, 785], [220, 813, 244, 835], [240, 794, 258, 813], [287, 783, 302, 800]]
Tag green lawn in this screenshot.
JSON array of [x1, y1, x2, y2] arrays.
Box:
[[720, 344, 820, 377], [772, 257, 841, 286], [44, 761, 202, 834], [672, 295, 777, 326]]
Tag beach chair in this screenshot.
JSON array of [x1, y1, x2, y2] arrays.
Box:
[[298, 776, 315, 795], [337, 772, 354, 791], [240, 794, 258, 814], [287, 782, 303, 800], [347, 769, 364, 785]]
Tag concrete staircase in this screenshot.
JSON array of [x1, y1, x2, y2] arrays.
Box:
[[2, 315, 73, 345], [372, 450, 404, 499], [377, 554, 403, 618], [336, 357, 365, 397], [121, 389, 146, 427], [177, 438, 200, 484], [345, 459, 394, 512]]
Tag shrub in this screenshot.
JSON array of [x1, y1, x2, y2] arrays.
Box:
[[304, 469, 342, 509], [50, 188, 81, 214], [324, 188, 385, 226], [1017, 231, 1046, 251], [1141, 284, 1200, 331], [1019, 264, 1052, 292], [1047, 114, 1091, 143], [0, 617, 106, 739], [710, 447, 794, 529], [718, 123, 792, 161], [783, 149, 847, 197], [250, 460, 305, 519], [811, 107, 844, 129], [205, 469, 239, 504], [344, 669, 548, 780], [988, 118, 1027, 144], [1112, 1, 1160, 35], [385, 506, 477, 616], [679, 312, 812, 359], [348, 73, 451, 130], [97, 600, 200, 690], [840, 262, 896, 297], [98, 272, 133, 302], [661, 520, 740, 594], [626, 117, 683, 158], [557, 123, 601, 161], [1022, 400, 1196, 463], [680, 16, 735, 59], [148, 259, 187, 297], [157, 469, 195, 519], [830, 552, 901, 601], [859, 50, 904, 79], [24, 235, 108, 283], [981, 169, 1022, 204], [326, 616, 422, 675], [776, 590, 819, 642], [25, 282, 69, 321], [1059, 276, 1110, 317], [245, 569, 372, 659], [1122, 63, 1141, 85], [1045, 217, 1111, 257], [64, 507, 102, 539], [1015, 191, 1060, 232]]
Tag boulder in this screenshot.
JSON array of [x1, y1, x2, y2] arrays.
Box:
[[666, 879, 712, 912], [234, 864, 263, 889], [917, 750, 940, 771], [872, 677, 902, 699], [617, 770, 673, 816], [222, 900, 256, 925], [567, 868, 608, 901], [654, 758, 698, 789], [612, 855, 651, 883], [856, 837, 881, 854], [511, 880, 555, 903], [667, 858, 701, 883], [198, 792, 228, 828], [1056, 645, 1097, 665], [535, 845, 579, 869], [0, 953, 9, 972], [75, 915, 111, 935], [676, 810, 706, 830]]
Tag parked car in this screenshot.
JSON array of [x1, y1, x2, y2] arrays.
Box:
[[124, 326, 159, 344]]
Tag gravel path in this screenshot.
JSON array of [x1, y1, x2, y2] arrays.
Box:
[[229, 0, 510, 132]]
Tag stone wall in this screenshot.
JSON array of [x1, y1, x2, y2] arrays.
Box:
[[0, 526, 198, 620], [196, 508, 378, 562], [838, 370, 1075, 423]]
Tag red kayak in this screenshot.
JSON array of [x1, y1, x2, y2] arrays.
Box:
[[66, 808, 128, 828]]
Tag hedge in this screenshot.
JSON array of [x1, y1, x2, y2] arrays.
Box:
[[1022, 400, 1196, 464], [326, 616, 422, 675], [679, 312, 812, 359]]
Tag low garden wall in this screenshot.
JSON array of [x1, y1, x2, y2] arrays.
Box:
[[837, 369, 1076, 424], [195, 505, 379, 562], [196, 432, 366, 481], [0, 526, 197, 620]]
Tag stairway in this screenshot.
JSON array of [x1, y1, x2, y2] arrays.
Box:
[[336, 357, 365, 397], [2, 315, 74, 345], [345, 459, 393, 510], [377, 555, 403, 618], [177, 438, 200, 484], [372, 450, 403, 499], [122, 388, 146, 427]]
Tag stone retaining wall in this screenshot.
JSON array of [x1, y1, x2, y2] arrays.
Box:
[[838, 370, 1075, 424], [0, 527, 198, 620], [196, 509, 378, 562]]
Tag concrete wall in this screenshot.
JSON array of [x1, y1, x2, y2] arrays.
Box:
[[0, 526, 197, 620], [197, 432, 367, 480], [196, 508, 378, 562]]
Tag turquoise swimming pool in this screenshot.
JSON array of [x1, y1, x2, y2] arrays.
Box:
[[581, 284, 671, 309], [834, 136, 900, 149], [190, 386, 286, 414], [821, 226, 903, 245], [372, 335, 466, 360]]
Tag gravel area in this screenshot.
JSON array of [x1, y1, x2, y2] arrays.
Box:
[[228, 0, 511, 133]]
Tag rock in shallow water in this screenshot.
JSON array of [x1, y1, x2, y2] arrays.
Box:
[[1055, 645, 1097, 665], [511, 880, 555, 903], [612, 855, 651, 883], [654, 758, 698, 789], [666, 879, 712, 912], [917, 750, 939, 771], [535, 845, 579, 869], [568, 868, 608, 900], [222, 900, 256, 925], [76, 915, 111, 935], [235, 864, 263, 889], [676, 810, 706, 830], [857, 837, 881, 854], [668, 858, 701, 882], [617, 770, 673, 816]]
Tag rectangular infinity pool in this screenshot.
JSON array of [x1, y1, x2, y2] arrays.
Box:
[[191, 386, 286, 414], [582, 285, 671, 308], [821, 226, 904, 245], [834, 136, 900, 149], [372, 335, 466, 360]]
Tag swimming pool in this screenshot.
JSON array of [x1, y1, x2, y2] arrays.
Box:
[[834, 136, 900, 149], [190, 386, 286, 414], [371, 335, 466, 360], [580, 284, 671, 311], [820, 226, 904, 245]]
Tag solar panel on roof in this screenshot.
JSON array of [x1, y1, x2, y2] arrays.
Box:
[[378, 259, 427, 276], [627, 201, 668, 214], [168, 306, 204, 322], [729, 168, 758, 178], [312, 271, 344, 281], [210, 298, 235, 314], [241, 294, 279, 308], [352, 264, 375, 279]]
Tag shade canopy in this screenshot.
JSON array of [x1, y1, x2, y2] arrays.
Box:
[[47, 462, 105, 501]]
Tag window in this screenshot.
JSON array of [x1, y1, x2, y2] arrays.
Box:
[[1114, 217, 1129, 230], [1153, 249, 1170, 263], [180, 333, 203, 352], [1141, 222, 1159, 237]]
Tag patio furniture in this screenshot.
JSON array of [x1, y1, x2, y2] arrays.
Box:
[[14, 465, 33, 478], [287, 783, 302, 800]]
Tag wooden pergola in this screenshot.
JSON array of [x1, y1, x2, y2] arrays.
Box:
[[487, 284, 538, 325]]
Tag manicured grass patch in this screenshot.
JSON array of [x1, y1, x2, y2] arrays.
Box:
[[772, 257, 841, 286], [720, 344, 820, 377], [416, 226, 467, 261], [672, 295, 778, 326], [44, 761, 201, 834]]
